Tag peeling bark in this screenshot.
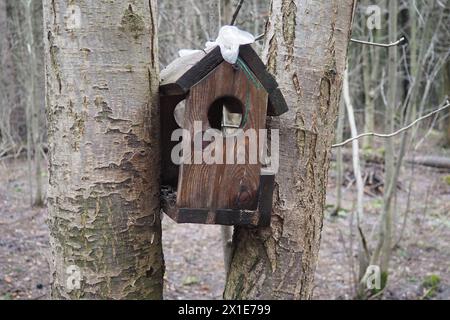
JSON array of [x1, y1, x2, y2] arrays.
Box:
[[224, 0, 355, 299], [44, 0, 164, 299]]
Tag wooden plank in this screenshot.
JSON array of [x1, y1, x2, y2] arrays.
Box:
[[176, 61, 268, 212], [160, 51, 207, 90], [238, 45, 278, 92], [239, 45, 288, 116], [160, 44, 288, 116], [257, 174, 275, 227], [160, 47, 223, 96], [160, 94, 187, 187], [267, 88, 289, 116], [160, 174, 273, 226], [176, 208, 260, 226]]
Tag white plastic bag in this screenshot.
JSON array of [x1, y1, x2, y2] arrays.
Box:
[[178, 49, 202, 57], [178, 26, 255, 64], [209, 26, 255, 64]]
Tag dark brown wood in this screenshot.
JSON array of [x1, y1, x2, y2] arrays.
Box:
[[257, 174, 275, 227], [176, 61, 268, 212], [159, 45, 285, 226], [160, 94, 187, 187], [160, 46, 223, 96], [239, 45, 288, 116], [238, 45, 278, 92], [267, 88, 289, 116], [160, 173, 274, 227]]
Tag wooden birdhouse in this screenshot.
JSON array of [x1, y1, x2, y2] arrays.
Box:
[[159, 44, 288, 227]]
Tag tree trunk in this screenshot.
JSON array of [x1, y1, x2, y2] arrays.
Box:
[[444, 61, 450, 146], [224, 0, 355, 299], [381, 0, 398, 274], [0, 0, 19, 148], [44, 0, 164, 299], [333, 97, 345, 215]]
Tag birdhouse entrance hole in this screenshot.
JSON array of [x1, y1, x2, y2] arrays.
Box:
[[207, 96, 244, 136]]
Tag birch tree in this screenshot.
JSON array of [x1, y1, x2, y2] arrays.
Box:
[[224, 0, 356, 299], [43, 0, 164, 299]]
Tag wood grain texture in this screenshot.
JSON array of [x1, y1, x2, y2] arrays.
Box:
[[239, 45, 288, 116], [160, 46, 222, 96], [176, 61, 268, 217], [161, 174, 275, 226]]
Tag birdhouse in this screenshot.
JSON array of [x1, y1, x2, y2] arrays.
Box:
[[159, 44, 288, 227]]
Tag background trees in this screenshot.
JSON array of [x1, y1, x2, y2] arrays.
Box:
[[0, 0, 449, 300]]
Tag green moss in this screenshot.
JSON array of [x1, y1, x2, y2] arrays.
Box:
[[125, 64, 133, 72], [70, 112, 86, 151], [376, 147, 385, 157], [422, 274, 441, 299], [371, 198, 384, 210], [370, 271, 389, 296], [443, 175, 450, 186], [1, 293, 12, 300], [423, 274, 441, 288], [120, 5, 145, 39], [182, 276, 199, 286]]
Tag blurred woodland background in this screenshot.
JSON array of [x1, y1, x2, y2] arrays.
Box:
[[0, 0, 449, 299]]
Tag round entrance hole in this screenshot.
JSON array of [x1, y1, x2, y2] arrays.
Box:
[[207, 96, 244, 136]]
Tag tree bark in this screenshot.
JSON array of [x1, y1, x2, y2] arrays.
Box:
[[44, 0, 164, 299], [224, 0, 355, 299], [0, 0, 19, 148], [444, 61, 450, 146]]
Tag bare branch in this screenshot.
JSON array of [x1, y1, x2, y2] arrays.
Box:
[[255, 33, 265, 41], [332, 100, 450, 148], [255, 34, 406, 48], [350, 36, 406, 48], [230, 0, 244, 25]]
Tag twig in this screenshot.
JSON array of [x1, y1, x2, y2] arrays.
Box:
[[256, 33, 406, 48], [350, 36, 406, 48], [230, 0, 244, 25], [332, 101, 450, 148], [255, 33, 265, 41]]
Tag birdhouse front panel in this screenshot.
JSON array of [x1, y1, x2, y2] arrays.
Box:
[[159, 44, 288, 226], [176, 61, 268, 215]]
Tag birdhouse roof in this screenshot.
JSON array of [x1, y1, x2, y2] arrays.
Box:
[[160, 45, 288, 116]]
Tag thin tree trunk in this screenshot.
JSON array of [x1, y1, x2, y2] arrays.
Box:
[[343, 69, 368, 293], [362, 43, 374, 150], [333, 97, 345, 215], [224, 0, 356, 299], [222, 0, 233, 25], [371, 0, 398, 279], [208, 0, 221, 39], [22, 0, 43, 206], [380, 0, 398, 274], [0, 0, 19, 149], [44, 0, 164, 299], [444, 61, 450, 146]]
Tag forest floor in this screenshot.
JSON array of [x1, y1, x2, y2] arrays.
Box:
[[0, 142, 449, 300]]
